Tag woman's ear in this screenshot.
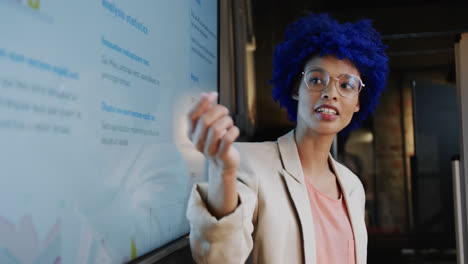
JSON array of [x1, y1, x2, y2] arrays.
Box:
[[354, 99, 360, 112], [291, 81, 300, 101]]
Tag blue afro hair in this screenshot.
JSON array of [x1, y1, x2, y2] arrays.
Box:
[[271, 13, 389, 136]]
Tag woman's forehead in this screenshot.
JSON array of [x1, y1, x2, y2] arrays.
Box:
[[303, 55, 360, 77]]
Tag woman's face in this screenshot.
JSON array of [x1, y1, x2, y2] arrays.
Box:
[[295, 55, 361, 135]]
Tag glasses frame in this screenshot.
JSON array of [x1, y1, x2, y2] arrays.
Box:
[[301, 68, 365, 98]]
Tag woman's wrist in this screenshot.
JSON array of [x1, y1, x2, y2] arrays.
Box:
[[207, 168, 238, 219]]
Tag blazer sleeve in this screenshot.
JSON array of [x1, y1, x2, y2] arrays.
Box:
[[186, 143, 259, 264]]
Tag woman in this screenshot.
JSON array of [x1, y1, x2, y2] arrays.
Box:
[[186, 13, 388, 264]]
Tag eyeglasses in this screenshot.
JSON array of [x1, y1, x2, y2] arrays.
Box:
[[301, 68, 365, 98]]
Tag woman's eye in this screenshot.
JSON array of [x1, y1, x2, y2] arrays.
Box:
[[309, 78, 322, 84], [340, 75, 359, 90], [341, 83, 355, 90]]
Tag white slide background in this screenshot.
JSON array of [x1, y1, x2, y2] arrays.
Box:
[[0, 0, 217, 263]]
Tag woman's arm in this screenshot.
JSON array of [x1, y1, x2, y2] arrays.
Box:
[[187, 92, 240, 218], [186, 92, 258, 263]]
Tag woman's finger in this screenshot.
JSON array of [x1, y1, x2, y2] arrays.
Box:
[[187, 92, 218, 138], [192, 104, 229, 153], [217, 125, 240, 159], [204, 115, 234, 156]]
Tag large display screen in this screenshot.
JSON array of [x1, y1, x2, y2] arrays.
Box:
[[0, 0, 217, 263]]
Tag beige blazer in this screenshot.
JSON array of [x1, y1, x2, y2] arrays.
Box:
[[186, 130, 367, 264]]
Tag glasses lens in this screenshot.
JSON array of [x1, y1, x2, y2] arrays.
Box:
[[338, 74, 361, 97], [304, 69, 328, 91]]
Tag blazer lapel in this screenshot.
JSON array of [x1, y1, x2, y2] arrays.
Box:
[[277, 131, 364, 264], [329, 156, 362, 264], [277, 131, 316, 264]]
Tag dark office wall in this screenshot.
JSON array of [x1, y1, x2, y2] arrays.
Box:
[[412, 79, 459, 236], [250, 1, 468, 142]]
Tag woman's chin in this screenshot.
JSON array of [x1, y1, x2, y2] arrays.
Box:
[[306, 118, 344, 134], [297, 115, 346, 135], [305, 124, 342, 136]]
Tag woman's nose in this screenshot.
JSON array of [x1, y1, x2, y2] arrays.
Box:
[[321, 80, 339, 100]]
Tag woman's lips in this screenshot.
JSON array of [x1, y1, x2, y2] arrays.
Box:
[[315, 112, 338, 121], [314, 104, 339, 121]]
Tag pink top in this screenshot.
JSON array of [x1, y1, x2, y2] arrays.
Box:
[[304, 176, 356, 264]]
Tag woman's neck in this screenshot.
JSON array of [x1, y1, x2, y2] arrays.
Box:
[[294, 122, 336, 179]]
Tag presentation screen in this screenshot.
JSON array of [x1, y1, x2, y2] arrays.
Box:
[[0, 0, 217, 263]]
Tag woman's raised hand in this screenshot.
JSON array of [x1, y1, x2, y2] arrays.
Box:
[[188, 92, 240, 176], [188, 92, 241, 218]]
